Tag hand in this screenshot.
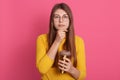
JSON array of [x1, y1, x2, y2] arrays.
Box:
[[58, 57, 73, 73], [55, 29, 68, 42]]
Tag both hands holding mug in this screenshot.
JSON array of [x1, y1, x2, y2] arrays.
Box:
[[58, 50, 74, 74]]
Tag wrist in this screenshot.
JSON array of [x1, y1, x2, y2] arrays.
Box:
[[54, 38, 61, 44], [68, 66, 80, 80], [68, 66, 75, 74]]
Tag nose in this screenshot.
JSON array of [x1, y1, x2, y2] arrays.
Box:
[[59, 17, 63, 23]]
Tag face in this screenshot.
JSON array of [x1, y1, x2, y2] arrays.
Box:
[[53, 9, 69, 31]]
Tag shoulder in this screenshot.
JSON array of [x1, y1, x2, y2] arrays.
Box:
[[75, 35, 84, 43], [37, 34, 47, 40], [75, 35, 85, 53], [37, 34, 48, 43], [37, 34, 47, 39]]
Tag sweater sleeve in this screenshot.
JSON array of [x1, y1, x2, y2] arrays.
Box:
[[36, 35, 54, 74], [76, 37, 87, 80]]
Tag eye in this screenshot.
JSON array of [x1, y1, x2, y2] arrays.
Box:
[[54, 15, 60, 19], [63, 15, 69, 19]]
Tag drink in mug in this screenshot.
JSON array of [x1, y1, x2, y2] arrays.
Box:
[[58, 50, 71, 74]]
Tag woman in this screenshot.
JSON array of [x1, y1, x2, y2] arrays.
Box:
[[36, 3, 86, 80]]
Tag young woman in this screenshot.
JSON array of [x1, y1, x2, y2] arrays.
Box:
[[36, 3, 86, 80]]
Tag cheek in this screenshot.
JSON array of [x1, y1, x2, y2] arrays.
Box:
[[53, 21, 59, 26], [65, 22, 69, 27]]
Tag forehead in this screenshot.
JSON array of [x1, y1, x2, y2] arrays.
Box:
[[54, 9, 67, 15]]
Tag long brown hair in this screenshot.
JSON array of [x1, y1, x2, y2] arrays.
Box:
[[48, 3, 77, 67]]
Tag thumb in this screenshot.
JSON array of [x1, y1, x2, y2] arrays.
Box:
[[64, 29, 68, 32]]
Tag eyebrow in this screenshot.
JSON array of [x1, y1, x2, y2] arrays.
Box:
[[54, 14, 68, 16]]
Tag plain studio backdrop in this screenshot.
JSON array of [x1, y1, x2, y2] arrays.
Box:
[[0, 0, 120, 80]]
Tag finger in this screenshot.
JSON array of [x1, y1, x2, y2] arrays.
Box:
[[58, 63, 68, 70], [58, 62, 67, 68], [59, 60, 67, 64], [63, 57, 71, 62], [64, 29, 68, 32], [59, 65, 69, 72], [57, 31, 65, 35], [57, 31, 65, 37], [58, 66, 66, 71], [58, 29, 68, 32], [59, 60, 69, 66]]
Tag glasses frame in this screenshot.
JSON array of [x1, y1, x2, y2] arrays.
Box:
[[53, 14, 69, 22]]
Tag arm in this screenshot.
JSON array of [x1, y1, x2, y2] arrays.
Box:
[[36, 30, 66, 74], [58, 37, 86, 80], [69, 66, 80, 80], [47, 38, 61, 60], [76, 38, 87, 80], [70, 38, 86, 80], [47, 29, 66, 60], [36, 35, 54, 74]]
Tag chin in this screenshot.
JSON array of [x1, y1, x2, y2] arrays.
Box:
[[57, 28, 66, 30]]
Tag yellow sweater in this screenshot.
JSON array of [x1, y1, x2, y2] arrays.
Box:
[[36, 34, 86, 80]]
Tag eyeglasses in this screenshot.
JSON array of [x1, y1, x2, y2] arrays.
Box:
[[53, 14, 69, 22]]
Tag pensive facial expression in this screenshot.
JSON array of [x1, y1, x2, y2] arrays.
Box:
[[53, 9, 70, 31]]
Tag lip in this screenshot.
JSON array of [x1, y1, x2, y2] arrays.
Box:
[[58, 24, 65, 27]]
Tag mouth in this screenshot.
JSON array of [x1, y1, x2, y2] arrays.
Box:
[[58, 24, 65, 27]]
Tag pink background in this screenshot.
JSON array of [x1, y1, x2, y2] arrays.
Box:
[[0, 0, 120, 80]]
